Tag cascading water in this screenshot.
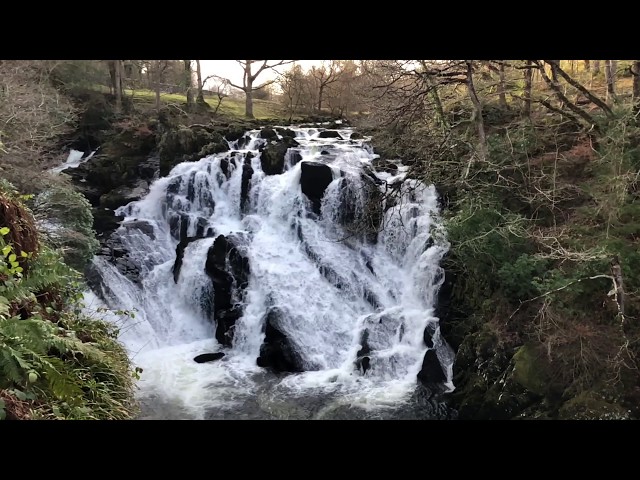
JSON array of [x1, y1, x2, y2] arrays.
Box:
[[82, 125, 454, 419]]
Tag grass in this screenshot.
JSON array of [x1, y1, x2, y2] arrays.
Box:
[[122, 89, 282, 119]]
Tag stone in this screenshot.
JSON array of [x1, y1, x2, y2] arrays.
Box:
[[299, 161, 334, 215], [194, 352, 225, 363]]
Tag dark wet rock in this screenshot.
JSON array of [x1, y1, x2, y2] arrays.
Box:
[[99, 180, 149, 209], [276, 127, 296, 139], [423, 322, 438, 349], [221, 123, 249, 142], [355, 330, 371, 374], [194, 352, 225, 363], [122, 220, 156, 240], [349, 132, 364, 140], [93, 208, 123, 238], [241, 155, 254, 213], [288, 150, 303, 167], [320, 150, 330, 155], [300, 161, 334, 215], [260, 136, 299, 175], [257, 307, 303, 373], [417, 349, 446, 386], [204, 234, 250, 346], [259, 128, 278, 141], [318, 130, 343, 139]]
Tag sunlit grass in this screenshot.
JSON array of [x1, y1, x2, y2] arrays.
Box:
[[122, 89, 281, 119]]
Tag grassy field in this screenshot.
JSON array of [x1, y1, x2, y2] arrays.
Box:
[[122, 89, 282, 119]]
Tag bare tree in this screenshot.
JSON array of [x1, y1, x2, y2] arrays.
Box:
[[227, 60, 294, 118], [310, 61, 343, 113], [535, 61, 597, 127], [203, 76, 228, 115]]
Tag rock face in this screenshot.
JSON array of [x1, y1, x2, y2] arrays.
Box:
[[299, 161, 334, 215], [260, 137, 299, 175], [256, 307, 303, 373], [158, 126, 229, 176], [318, 130, 343, 139], [204, 234, 250, 347], [194, 352, 225, 363]]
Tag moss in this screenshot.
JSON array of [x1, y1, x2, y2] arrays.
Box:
[[158, 127, 228, 176], [558, 392, 630, 420], [512, 343, 550, 396]]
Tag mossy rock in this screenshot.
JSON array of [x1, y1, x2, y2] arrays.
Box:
[[558, 392, 630, 420], [158, 127, 228, 176], [260, 137, 299, 175], [512, 343, 551, 396]]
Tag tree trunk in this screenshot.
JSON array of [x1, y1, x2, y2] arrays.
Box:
[[195, 60, 206, 105], [107, 61, 117, 95], [114, 60, 122, 113], [426, 75, 447, 129], [245, 87, 254, 119], [605, 60, 617, 103], [547, 60, 612, 117], [633, 60, 640, 104], [184, 60, 194, 111], [498, 62, 508, 108], [465, 61, 488, 177], [155, 65, 161, 111], [537, 61, 597, 127], [550, 60, 559, 82], [523, 60, 533, 119], [583, 60, 590, 71], [592, 60, 600, 74], [318, 84, 324, 112]]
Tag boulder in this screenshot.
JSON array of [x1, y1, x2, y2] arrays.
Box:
[[275, 127, 296, 139], [158, 127, 228, 176], [349, 132, 364, 140], [318, 130, 343, 140], [256, 307, 303, 373], [417, 349, 446, 385], [299, 161, 334, 215], [194, 352, 225, 363], [260, 137, 299, 175], [259, 128, 278, 141]]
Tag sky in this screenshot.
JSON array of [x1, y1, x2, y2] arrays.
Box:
[[199, 60, 322, 89]]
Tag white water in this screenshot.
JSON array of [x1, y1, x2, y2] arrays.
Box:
[[50, 148, 98, 173], [84, 126, 453, 419]]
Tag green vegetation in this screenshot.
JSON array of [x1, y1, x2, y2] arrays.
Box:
[[367, 60, 640, 419], [123, 89, 281, 119], [0, 183, 136, 420]]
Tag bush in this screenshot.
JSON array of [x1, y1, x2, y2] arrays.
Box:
[[0, 191, 136, 420]]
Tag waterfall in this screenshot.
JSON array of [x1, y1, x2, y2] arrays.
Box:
[[83, 126, 454, 419]]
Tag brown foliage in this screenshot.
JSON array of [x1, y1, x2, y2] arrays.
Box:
[[0, 193, 40, 267], [0, 390, 33, 420]]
